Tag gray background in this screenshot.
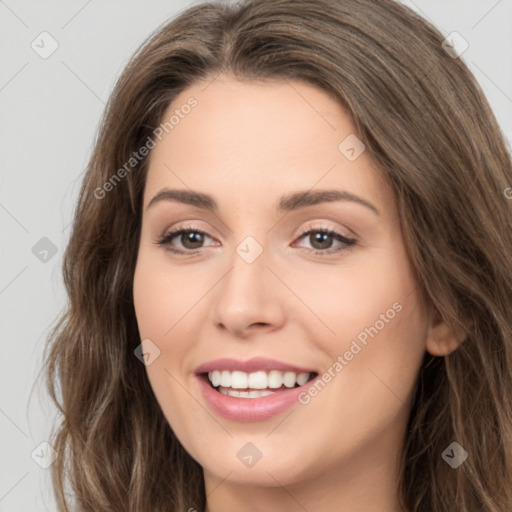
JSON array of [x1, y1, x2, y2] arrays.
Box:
[[1, 1, 511, 510]]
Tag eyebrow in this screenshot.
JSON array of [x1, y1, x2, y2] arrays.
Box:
[[146, 188, 380, 216]]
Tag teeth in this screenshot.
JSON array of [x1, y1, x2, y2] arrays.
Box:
[[219, 388, 275, 398], [268, 370, 283, 388], [207, 370, 311, 389], [220, 370, 230, 387], [231, 371, 248, 388], [210, 370, 221, 387], [248, 371, 267, 388], [296, 372, 309, 385]]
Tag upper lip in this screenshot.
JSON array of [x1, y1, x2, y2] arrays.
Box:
[[195, 357, 316, 375]]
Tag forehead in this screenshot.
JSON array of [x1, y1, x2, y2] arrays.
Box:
[[143, 77, 394, 217]]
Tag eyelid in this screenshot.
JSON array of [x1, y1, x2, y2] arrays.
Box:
[[294, 220, 355, 240]]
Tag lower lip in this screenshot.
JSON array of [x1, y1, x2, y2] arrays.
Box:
[[197, 375, 314, 422]]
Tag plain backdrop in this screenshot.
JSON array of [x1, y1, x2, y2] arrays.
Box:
[[1, 1, 511, 510]]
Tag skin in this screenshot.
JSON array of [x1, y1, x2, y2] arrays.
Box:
[[132, 75, 461, 512]]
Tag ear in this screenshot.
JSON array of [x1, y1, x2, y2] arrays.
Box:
[[425, 306, 467, 356]]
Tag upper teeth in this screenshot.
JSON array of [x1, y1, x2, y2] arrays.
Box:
[[207, 370, 310, 389]]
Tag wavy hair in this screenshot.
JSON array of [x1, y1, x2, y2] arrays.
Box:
[[42, 0, 512, 510]]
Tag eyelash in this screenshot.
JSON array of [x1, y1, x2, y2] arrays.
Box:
[[154, 223, 357, 257]]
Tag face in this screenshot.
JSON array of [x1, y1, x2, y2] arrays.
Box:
[[133, 76, 436, 492]]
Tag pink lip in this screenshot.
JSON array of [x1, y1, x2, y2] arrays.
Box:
[[195, 357, 315, 374], [194, 357, 318, 422], [196, 374, 317, 422]]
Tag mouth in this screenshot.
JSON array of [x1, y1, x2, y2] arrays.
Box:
[[200, 370, 319, 398], [194, 357, 320, 421]]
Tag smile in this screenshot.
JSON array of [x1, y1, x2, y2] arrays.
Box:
[[207, 370, 314, 398], [195, 358, 319, 421]]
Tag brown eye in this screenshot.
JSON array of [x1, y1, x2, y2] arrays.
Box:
[[308, 231, 335, 250], [156, 226, 214, 254], [295, 228, 356, 255], [176, 230, 205, 250]]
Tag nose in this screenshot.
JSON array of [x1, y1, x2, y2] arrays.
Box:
[[209, 239, 287, 339]]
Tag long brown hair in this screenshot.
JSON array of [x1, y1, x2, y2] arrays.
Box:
[[42, 0, 512, 510]]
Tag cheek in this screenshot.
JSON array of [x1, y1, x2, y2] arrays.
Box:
[[292, 246, 421, 351], [133, 251, 209, 337], [133, 258, 201, 435], [325, 290, 426, 431], [132, 256, 191, 393], [311, 243, 428, 399]]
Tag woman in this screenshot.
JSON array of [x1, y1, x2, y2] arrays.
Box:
[[43, 0, 512, 510]]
